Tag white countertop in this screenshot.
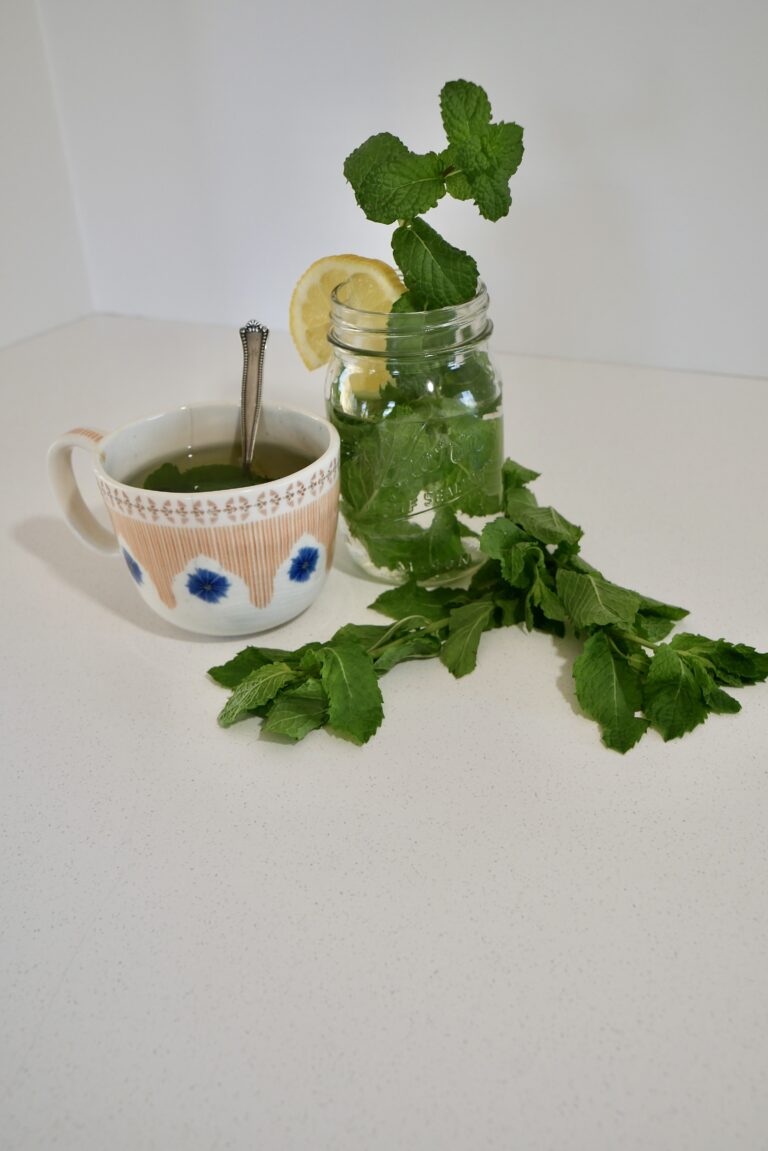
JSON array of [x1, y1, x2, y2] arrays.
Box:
[[3, 316, 767, 1150]]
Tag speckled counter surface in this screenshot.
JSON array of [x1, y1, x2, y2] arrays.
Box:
[[2, 317, 767, 1150]]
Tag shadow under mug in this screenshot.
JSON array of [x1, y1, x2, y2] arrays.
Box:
[[48, 402, 340, 636]]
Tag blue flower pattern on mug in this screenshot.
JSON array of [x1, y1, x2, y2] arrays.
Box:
[[187, 567, 231, 603], [122, 548, 143, 584], [289, 545, 320, 583]]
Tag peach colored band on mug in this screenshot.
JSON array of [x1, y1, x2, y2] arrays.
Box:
[[109, 482, 339, 608]]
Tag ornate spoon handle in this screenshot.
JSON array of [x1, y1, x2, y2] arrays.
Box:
[[239, 320, 269, 475]]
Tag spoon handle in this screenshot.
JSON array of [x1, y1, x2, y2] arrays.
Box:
[[239, 321, 269, 474]]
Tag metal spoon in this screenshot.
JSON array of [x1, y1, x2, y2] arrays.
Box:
[[239, 320, 269, 476]]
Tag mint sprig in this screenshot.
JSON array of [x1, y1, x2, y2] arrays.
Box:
[[343, 80, 524, 309], [208, 460, 768, 751], [391, 218, 478, 310]]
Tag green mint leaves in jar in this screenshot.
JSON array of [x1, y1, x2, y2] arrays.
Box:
[[330, 79, 523, 583], [327, 284, 504, 582]]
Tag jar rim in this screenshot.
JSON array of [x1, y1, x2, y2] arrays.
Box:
[[330, 280, 490, 329]]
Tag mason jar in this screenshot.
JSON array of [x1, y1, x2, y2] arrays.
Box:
[[325, 283, 504, 584]]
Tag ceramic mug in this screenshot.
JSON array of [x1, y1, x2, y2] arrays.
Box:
[[48, 403, 340, 636]]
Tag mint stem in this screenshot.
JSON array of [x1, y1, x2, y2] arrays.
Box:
[[366, 615, 451, 657]]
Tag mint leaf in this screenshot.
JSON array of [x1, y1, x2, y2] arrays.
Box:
[[631, 595, 687, 641], [503, 484, 537, 511], [357, 151, 446, 225], [468, 556, 504, 592], [484, 120, 525, 177], [208, 643, 321, 689], [466, 170, 512, 222], [439, 81, 524, 220], [428, 412, 504, 517], [499, 540, 543, 589], [409, 506, 470, 577], [218, 663, 298, 727], [142, 463, 187, 491], [505, 491, 583, 548], [331, 622, 393, 650], [556, 569, 641, 629], [450, 131, 515, 222], [494, 588, 527, 628], [668, 633, 768, 686], [499, 542, 564, 627], [319, 642, 383, 744], [390, 291, 422, 313], [633, 612, 680, 643], [370, 580, 467, 622], [142, 461, 266, 493], [440, 79, 493, 143], [643, 645, 710, 741], [344, 132, 410, 200], [479, 517, 530, 559], [437, 80, 492, 203], [471, 548, 521, 600], [502, 458, 540, 491], [457, 122, 524, 220], [466, 558, 526, 627], [439, 352, 502, 411], [440, 600, 494, 678], [475, 524, 565, 628], [357, 507, 470, 581], [701, 684, 741, 715], [442, 162, 474, 202], [261, 678, 329, 742], [391, 217, 478, 309], [528, 568, 567, 626], [573, 631, 650, 752], [636, 593, 688, 622], [373, 633, 442, 674], [340, 415, 431, 523], [563, 554, 603, 576]]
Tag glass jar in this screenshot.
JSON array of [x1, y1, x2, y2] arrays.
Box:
[[325, 283, 504, 584]]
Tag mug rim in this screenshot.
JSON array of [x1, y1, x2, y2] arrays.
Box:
[[93, 401, 339, 497]]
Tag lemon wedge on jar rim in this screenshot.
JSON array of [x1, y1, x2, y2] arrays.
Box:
[[289, 254, 404, 371]]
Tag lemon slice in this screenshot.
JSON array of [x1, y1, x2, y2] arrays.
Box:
[[289, 254, 404, 370]]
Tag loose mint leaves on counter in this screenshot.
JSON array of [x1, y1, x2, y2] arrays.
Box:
[[208, 460, 768, 751]]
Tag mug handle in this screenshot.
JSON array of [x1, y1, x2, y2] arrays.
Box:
[[47, 427, 118, 554]]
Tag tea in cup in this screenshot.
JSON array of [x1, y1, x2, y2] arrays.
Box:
[[48, 403, 340, 636]]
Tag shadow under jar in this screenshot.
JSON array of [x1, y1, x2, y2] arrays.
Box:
[[326, 282, 504, 585]]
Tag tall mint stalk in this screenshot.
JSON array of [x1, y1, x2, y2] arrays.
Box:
[[343, 79, 524, 309]]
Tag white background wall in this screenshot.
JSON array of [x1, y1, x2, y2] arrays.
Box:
[[0, 0, 90, 348], [4, 0, 767, 377]]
